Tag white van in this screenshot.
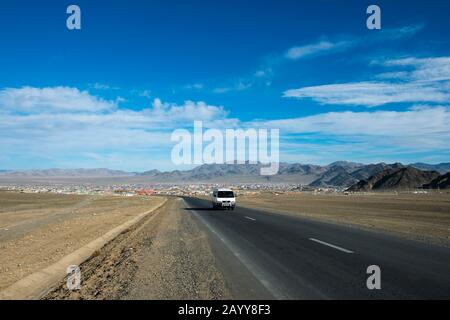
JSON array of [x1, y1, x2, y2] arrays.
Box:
[[212, 188, 236, 210]]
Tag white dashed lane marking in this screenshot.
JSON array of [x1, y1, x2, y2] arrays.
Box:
[[308, 238, 354, 254]]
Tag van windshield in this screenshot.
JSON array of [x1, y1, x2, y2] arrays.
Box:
[[217, 191, 234, 198]]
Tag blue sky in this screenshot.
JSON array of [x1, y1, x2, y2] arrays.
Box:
[[0, 0, 449, 171]]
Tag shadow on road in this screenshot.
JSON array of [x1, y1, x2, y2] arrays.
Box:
[[183, 207, 212, 211], [183, 207, 232, 212]]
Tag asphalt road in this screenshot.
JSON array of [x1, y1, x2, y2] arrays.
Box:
[[182, 197, 450, 299]]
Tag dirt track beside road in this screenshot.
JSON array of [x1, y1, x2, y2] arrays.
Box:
[[45, 198, 230, 300]]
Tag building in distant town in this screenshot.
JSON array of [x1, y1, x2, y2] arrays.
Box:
[[136, 189, 156, 196]]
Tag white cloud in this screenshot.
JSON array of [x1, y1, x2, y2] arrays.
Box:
[[1, 83, 449, 169], [0, 88, 236, 170], [253, 106, 448, 137], [285, 40, 350, 60], [254, 70, 266, 78], [374, 71, 410, 80], [212, 24, 424, 94], [184, 83, 204, 90], [150, 98, 228, 122], [381, 57, 450, 81], [213, 87, 232, 94], [88, 83, 119, 90], [249, 106, 450, 153], [283, 81, 450, 107], [284, 55, 450, 107], [0, 86, 116, 112], [283, 25, 423, 62], [213, 80, 252, 94], [206, 25, 424, 96], [369, 24, 425, 41], [139, 90, 152, 98]]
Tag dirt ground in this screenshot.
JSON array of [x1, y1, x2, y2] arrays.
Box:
[[238, 192, 450, 245], [45, 198, 230, 300], [4, 190, 450, 299], [0, 191, 166, 290]]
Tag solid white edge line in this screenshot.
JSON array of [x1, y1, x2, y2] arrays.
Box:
[[245, 216, 256, 221], [308, 238, 354, 254]]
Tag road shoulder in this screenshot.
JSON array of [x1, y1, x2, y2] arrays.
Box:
[[45, 198, 231, 300]]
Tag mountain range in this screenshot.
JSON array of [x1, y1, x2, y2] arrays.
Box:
[[0, 168, 132, 177], [1, 162, 449, 188]]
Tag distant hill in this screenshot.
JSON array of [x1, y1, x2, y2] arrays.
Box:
[[0, 162, 447, 186], [278, 163, 326, 176], [410, 163, 450, 174], [0, 162, 334, 184], [310, 165, 359, 188], [142, 162, 379, 185], [135, 162, 327, 183], [327, 161, 365, 171], [309, 163, 405, 188], [4, 168, 133, 177], [423, 172, 450, 189], [139, 169, 162, 176], [350, 163, 403, 181], [347, 167, 440, 191]]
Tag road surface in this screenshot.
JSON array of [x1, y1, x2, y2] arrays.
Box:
[[182, 197, 450, 299]]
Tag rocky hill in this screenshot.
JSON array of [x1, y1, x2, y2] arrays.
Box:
[[423, 172, 450, 189], [347, 167, 441, 191], [309, 163, 405, 188], [309, 165, 358, 188]]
